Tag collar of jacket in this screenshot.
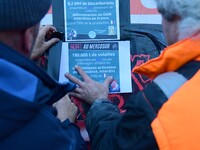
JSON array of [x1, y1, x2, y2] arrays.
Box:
[[132, 36, 200, 79]]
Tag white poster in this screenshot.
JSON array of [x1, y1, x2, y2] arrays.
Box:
[[59, 41, 132, 93], [63, 0, 120, 41]]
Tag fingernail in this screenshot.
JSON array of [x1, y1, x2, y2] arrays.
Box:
[[65, 73, 69, 76]]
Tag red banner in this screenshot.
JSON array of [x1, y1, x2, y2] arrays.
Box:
[[48, 5, 52, 14], [130, 0, 158, 14]]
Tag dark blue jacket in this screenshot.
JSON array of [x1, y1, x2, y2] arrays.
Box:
[[0, 43, 87, 150]]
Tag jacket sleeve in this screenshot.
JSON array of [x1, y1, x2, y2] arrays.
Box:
[[86, 99, 121, 149], [0, 105, 88, 150], [41, 106, 88, 150], [86, 84, 161, 150]]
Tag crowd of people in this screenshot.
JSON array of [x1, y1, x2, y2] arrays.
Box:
[[1, 0, 200, 149]]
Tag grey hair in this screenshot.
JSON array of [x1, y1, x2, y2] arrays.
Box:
[[156, 0, 200, 40]]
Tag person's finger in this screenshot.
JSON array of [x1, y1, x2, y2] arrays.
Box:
[[42, 25, 57, 33], [104, 76, 113, 87], [38, 38, 59, 55], [68, 92, 82, 99], [75, 65, 91, 82], [74, 87, 83, 93], [45, 38, 60, 49], [48, 25, 57, 32], [40, 26, 57, 40], [65, 73, 85, 87]]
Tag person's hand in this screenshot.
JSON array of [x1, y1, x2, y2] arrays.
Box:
[[53, 94, 78, 123], [65, 66, 113, 105], [31, 25, 60, 60]]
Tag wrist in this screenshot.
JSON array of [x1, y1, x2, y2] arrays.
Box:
[[91, 98, 111, 106], [89, 98, 112, 112]]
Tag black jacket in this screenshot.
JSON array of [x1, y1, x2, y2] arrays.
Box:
[[85, 61, 200, 150]]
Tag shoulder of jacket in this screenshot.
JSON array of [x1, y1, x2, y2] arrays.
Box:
[[153, 72, 187, 99]]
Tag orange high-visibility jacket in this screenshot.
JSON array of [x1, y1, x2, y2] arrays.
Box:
[[152, 70, 200, 150], [133, 36, 200, 150]]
